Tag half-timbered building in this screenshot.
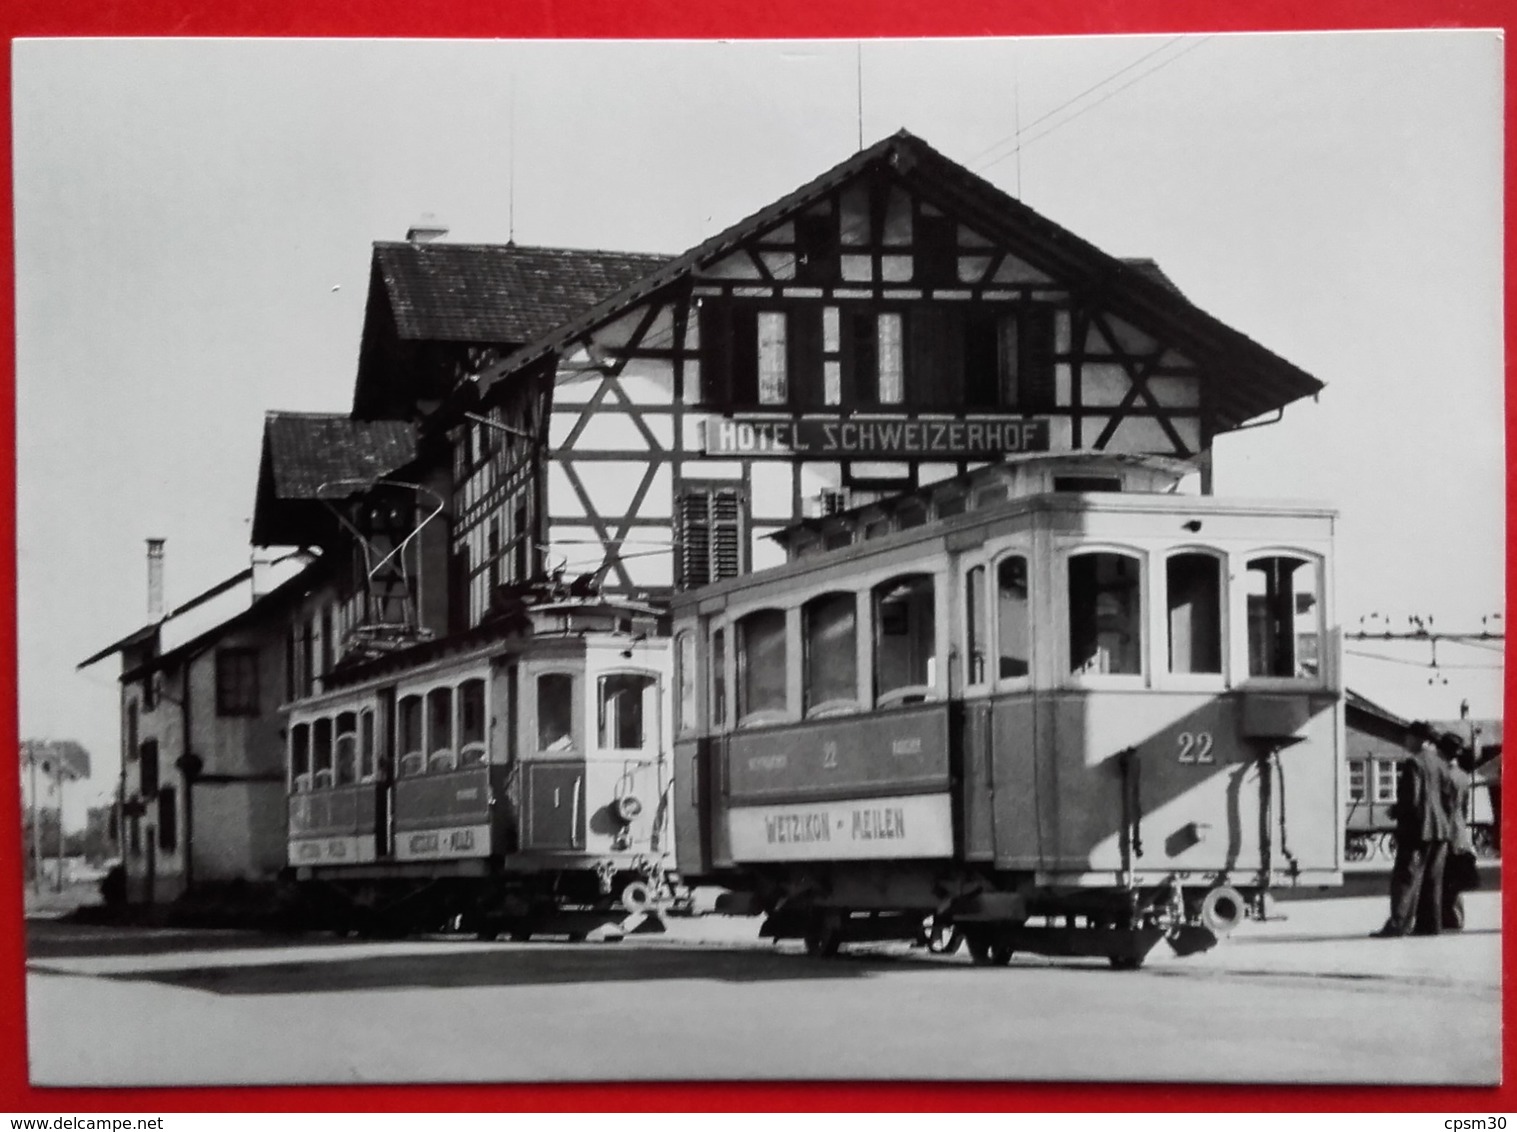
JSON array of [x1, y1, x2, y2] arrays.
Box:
[[433, 129, 1325, 619]]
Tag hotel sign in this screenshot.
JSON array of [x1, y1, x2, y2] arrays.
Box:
[[701, 415, 1050, 459]]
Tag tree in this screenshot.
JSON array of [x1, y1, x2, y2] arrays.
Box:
[[19, 739, 92, 891]]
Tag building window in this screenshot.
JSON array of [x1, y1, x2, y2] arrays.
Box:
[[139, 739, 160, 795], [334, 712, 358, 786], [1069, 551, 1142, 676], [997, 555, 1031, 679], [124, 702, 139, 767], [427, 687, 455, 773], [804, 592, 859, 716], [1167, 553, 1223, 675], [964, 307, 1057, 412], [1373, 759, 1398, 804], [157, 787, 177, 852], [675, 633, 697, 735], [757, 312, 788, 405], [874, 574, 936, 707], [915, 210, 957, 285], [290, 724, 311, 792], [1246, 555, 1319, 678], [320, 606, 334, 677], [600, 673, 654, 749], [676, 482, 745, 590], [537, 674, 576, 753], [459, 679, 487, 767], [965, 566, 988, 686], [142, 670, 157, 711], [877, 313, 904, 404], [129, 817, 141, 857], [737, 609, 788, 724], [398, 695, 423, 777], [1347, 759, 1367, 804], [216, 648, 260, 716], [794, 209, 839, 284]]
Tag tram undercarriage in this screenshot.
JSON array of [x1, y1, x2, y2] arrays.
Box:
[[727, 862, 1249, 970]]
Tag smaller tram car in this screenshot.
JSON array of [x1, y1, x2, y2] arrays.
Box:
[[283, 598, 677, 939], [1344, 753, 1499, 863], [672, 454, 1345, 969]]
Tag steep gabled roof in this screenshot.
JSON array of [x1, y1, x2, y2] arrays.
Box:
[[373, 242, 674, 344], [252, 412, 419, 546], [261, 412, 418, 500], [476, 130, 1323, 433]]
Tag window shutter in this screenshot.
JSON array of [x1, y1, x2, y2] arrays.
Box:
[[677, 490, 712, 589], [710, 489, 743, 582], [676, 483, 746, 590]]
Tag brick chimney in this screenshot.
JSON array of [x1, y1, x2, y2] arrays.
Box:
[[146, 538, 165, 620], [406, 216, 448, 243]]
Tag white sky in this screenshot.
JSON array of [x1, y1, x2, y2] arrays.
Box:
[[13, 32, 1505, 826]]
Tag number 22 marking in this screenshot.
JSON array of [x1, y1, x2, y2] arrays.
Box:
[[1177, 732, 1215, 765]]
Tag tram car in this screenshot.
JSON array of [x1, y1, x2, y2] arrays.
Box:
[[1344, 746, 1500, 863], [282, 596, 677, 939], [671, 453, 1344, 969]]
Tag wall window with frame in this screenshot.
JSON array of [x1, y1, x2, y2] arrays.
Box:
[[1347, 759, 1368, 804], [600, 673, 655, 749], [757, 312, 788, 404], [139, 739, 160, 795], [458, 679, 487, 767], [1166, 553, 1223, 675], [997, 556, 1032, 679], [676, 482, 746, 590], [215, 647, 260, 716], [537, 673, 576, 753], [1246, 555, 1319, 678], [1068, 551, 1142, 676], [804, 592, 859, 715], [737, 609, 788, 723], [398, 695, 424, 777], [1373, 758, 1398, 804], [874, 574, 936, 706]]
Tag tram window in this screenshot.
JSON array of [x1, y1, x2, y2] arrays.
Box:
[[358, 709, 375, 782], [1373, 759, 1397, 804], [537, 673, 576, 753], [334, 712, 357, 786], [1246, 555, 1319, 678], [737, 609, 788, 723], [965, 567, 988, 686], [313, 717, 333, 789], [290, 723, 311, 793], [711, 629, 728, 727], [398, 695, 424, 777], [426, 687, 456, 772], [1068, 552, 1142, 676], [997, 556, 1031, 679], [675, 632, 697, 735], [1166, 553, 1223, 675], [1348, 759, 1367, 804], [804, 592, 859, 715], [600, 673, 655, 749], [874, 574, 936, 706], [458, 679, 487, 768]]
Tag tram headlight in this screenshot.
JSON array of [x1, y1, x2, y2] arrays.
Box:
[[614, 794, 644, 824]]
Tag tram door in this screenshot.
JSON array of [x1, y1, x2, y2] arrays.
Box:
[[960, 702, 997, 861], [522, 669, 585, 850]]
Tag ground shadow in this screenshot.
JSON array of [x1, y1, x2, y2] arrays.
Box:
[[25, 921, 347, 960]]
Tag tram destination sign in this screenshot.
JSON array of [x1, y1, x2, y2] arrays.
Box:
[[701, 415, 1051, 459]]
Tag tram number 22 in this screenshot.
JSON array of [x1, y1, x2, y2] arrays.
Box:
[[1177, 732, 1215, 765]]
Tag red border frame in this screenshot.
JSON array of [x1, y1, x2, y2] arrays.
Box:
[[1, 0, 1511, 1112]]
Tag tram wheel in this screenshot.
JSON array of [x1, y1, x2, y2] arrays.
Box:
[[965, 932, 999, 966], [926, 926, 964, 956], [803, 913, 844, 958]]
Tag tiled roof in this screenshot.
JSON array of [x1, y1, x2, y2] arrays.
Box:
[[374, 242, 673, 344], [264, 412, 418, 499]]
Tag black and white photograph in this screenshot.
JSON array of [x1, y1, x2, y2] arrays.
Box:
[[14, 32, 1504, 1087]]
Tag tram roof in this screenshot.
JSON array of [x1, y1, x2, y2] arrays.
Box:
[[472, 129, 1323, 433]]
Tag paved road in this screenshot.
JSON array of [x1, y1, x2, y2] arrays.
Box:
[[26, 893, 1501, 1086]]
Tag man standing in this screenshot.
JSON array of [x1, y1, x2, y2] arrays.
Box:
[[1438, 733, 1477, 931], [1372, 722, 1454, 937]]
